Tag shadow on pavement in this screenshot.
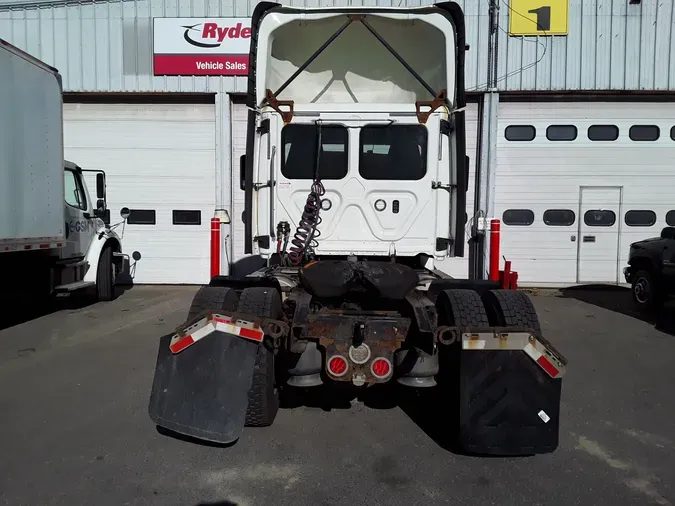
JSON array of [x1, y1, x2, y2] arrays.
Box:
[[281, 383, 492, 456], [560, 285, 675, 337], [193, 502, 238, 506], [0, 285, 134, 331]]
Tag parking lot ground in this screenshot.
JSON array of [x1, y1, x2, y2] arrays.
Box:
[[0, 286, 674, 506]]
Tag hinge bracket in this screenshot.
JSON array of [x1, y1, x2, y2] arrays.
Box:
[[440, 119, 454, 135], [431, 180, 455, 192], [257, 118, 270, 135], [253, 181, 276, 191]]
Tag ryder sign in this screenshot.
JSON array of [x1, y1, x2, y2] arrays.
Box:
[[153, 18, 252, 76]]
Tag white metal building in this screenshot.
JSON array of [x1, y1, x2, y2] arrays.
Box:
[[1, 0, 675, 286]]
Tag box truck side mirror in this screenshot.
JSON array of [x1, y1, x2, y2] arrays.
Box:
[[96, 173, 106, 199]]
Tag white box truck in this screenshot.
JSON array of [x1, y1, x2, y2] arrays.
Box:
[[0, 38, 127, 304]]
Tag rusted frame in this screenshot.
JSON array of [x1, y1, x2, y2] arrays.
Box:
[[304, 312, 411, 384]]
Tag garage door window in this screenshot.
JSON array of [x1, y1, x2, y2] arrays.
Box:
[[584, 210, 616, 226], [282, 125, 348, 180], [127, 209, 156, 225], [505, 125, 536, 141], [625, 210, 656, 227], [667, 211, 675, 226], [543, 209, 576, 226], [359, 125, 427, 180], [546, 125, 577, 141], [629, 125, 660, 142], [588, 125, 619, 141], [502, 209, 534, 226], [173, 210, 201, 225]]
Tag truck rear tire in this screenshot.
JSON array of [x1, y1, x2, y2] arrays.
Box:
[[462, 289, 558, 456], [436, 288, 490, 328], [187, 286, 239, 320], [482, 289, 541, 330], [237, 287, 282, 428], [96, 246, 115, 302]]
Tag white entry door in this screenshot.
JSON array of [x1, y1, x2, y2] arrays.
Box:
[[577, 187, 622, 284]]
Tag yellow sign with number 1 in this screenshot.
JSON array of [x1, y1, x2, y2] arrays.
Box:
[[508, 0, 569, 36]]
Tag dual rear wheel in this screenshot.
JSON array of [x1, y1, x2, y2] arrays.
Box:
[[187, 285, 282, 428], [435, 288, 557, 456]]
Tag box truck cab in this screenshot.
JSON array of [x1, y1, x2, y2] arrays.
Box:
[[0, 38, 126, 305]]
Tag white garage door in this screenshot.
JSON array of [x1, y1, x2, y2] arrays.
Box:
[[230, 100, 480, 277], [496, 101, 675, 287], [64, 102, 216, 285]]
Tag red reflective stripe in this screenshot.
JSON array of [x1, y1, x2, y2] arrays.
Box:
[[537, 355, 559, 378], [24, 245, 32, 250], [39, 244, 50, 249], [170, 335, 195, 354], [239, 327, 264, 342]]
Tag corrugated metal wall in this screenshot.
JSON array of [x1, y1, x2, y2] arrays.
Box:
[[1, 0, 674, 93]]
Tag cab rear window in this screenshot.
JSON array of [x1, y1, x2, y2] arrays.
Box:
[[281, 125, 348, 180], [359, 125, 427, 181]]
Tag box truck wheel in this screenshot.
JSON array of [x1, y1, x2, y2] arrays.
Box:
[[237, 287, 283, 428], [96, 246, 115, 301]]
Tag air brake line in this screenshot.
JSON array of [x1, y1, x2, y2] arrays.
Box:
[[287, 122, 325, 266]]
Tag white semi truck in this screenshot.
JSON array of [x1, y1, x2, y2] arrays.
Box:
[[0, 38, 126, 304], [149, 2, 568, 456]]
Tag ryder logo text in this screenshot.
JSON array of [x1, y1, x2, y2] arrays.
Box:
[[182, 22, 252, 48]]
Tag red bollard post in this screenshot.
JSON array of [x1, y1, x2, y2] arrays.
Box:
[[210, 217, 221, 279], [502, 260, 512, 289], [489, 219, 501, 281]]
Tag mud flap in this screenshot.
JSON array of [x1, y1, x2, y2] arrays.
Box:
[[454, 329, 567, 456], [148, 330, 259, 444]]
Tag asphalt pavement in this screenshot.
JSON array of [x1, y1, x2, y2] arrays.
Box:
[[0, 285, 673, 506]]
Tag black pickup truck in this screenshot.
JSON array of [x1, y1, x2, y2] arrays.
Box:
[[624, 226, 675, 311]]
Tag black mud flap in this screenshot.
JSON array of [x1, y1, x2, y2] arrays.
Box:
[[148, 331, 259, 444], [458, 349, 562, 456]]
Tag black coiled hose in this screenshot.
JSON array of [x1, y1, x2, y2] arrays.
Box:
[[287, 122, 325, 266], [288, 180, 325, 266]]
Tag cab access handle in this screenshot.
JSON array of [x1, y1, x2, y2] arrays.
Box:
[[240, 154, 246, 191]]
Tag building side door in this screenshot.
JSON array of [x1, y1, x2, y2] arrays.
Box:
[[577, 186, 622, 284]]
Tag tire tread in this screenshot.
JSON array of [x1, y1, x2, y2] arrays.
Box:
[[187, 286, 239, 320], [237, 287, 282, 428], [483, 289, 540, 330], [96, 246, 115, 302], [437, 289, 490, 328]]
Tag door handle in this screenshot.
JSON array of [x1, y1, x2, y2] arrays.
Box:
[[583, 236, 596, 243]]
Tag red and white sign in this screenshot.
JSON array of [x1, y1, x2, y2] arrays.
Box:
[[153, 17, 252, 76]]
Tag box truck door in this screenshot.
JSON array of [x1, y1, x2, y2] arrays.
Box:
[[63, 168, 95, 259]]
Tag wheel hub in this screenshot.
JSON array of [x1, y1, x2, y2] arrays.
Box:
[[634, 277, 650, 304]]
